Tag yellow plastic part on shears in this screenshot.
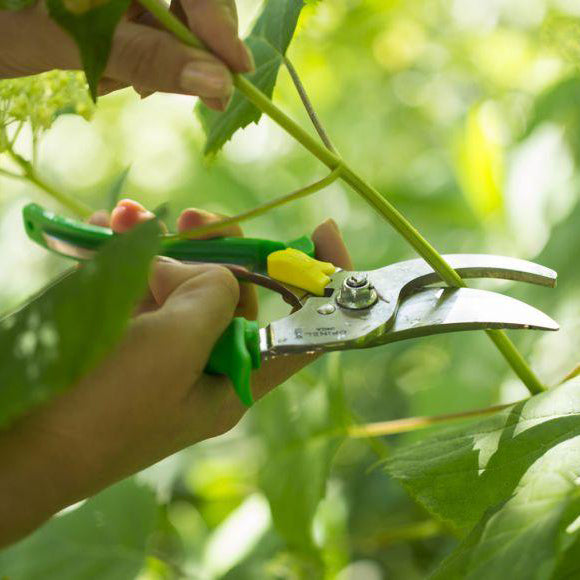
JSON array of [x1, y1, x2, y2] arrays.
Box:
[[267, 248, 336, 296]]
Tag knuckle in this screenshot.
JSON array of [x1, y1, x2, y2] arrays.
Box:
[[201, 265, 240, 304], [114, 30, 183, 90]]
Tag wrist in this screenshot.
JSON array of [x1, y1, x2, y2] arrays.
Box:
[[0, 414, 73, 546]]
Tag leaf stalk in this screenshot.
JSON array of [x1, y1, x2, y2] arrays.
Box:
[[6, 148, 93, 218], [283, 57, 336, 152], [168, 166, 342, 241], [348, 402, 519, 438]]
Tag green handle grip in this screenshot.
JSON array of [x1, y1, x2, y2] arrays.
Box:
[[206, 317, 261, 406], [22, 203, 314, 273]]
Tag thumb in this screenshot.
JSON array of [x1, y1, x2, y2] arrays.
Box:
[[148, 260, 240, 371], [105, 21, 232, 101]]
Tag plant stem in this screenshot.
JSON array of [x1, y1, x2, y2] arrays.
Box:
[[0, 167, 23, 180], [9, 121, 24, 148], [358, 520, 443, 549], [167, 166, 342, 241], [6, 149, 93, 218], [558, 362, 580, 386], [138, 0, 546, 395], [284, 57, 336, 152], [347, 402, 519, 438]]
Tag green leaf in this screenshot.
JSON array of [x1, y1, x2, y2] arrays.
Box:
[[254, 354, 349, 555], [46, 0, 130, 101], [0, 478, 158, 579], [0, 0, 35, 10], [0, 218, 159, 427], [106, 166, 131, 210], [454, 104, 504, 220], [198, 0, 305, 156], [385, 380, 580, 579]]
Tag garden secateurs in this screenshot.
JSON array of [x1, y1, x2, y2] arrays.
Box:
[[22, 203, 559, 407]]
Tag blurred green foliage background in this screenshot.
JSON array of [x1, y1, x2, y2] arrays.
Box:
[[2, 0, 580, 577]]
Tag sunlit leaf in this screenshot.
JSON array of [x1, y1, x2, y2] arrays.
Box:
[[455, 103, 504, 220], [254, 354, 349, 556], [46, 0, 130, 101], [198, 0, 305, 156], [0, 218, 159, 427], [385, 380, 580, 579], [526, 76, 580, 165], [0, 478, 158, 579]]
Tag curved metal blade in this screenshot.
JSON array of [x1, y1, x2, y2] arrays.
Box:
[[259, 288, 558, 357], [380, 287, 559, 345]]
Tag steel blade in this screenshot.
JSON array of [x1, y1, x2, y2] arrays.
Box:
[[380, 287, 559, 345]]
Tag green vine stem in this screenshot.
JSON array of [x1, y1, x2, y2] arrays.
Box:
[[357, 520, 443, 548], [0, 167, 21, 180], [138, 0, 545, 395], [4, 148, 93, 218], [347, 401, 518, 438], [283, 57, 336, 153], [167, 166, 342, 241]]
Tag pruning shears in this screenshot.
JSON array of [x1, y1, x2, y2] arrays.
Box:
[[23, 203, 559, 407]]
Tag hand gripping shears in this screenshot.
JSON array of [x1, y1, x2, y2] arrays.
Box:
[[22, 203, 559, 407]]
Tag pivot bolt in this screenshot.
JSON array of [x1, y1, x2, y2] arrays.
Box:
[[336, 273, 378, 310], [346, 273, 368, 288]]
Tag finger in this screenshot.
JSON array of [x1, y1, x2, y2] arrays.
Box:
[[135, 87, 154, 99], [177, 208, 243, 238], [106, 21, 233, 99], [87, 206, 160, 313], [179, 0, 254, 73], [110, 199, 156, 233], [97, 78, 129, 96], [201, 96, 231, 112], [148, 261, 240, 373], [311, 218, 353, 270], [177, 208, 258, 320], [88, 210, 111, 228]]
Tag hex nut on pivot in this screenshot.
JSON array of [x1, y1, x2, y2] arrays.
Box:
[[336, 273, 378, 310]]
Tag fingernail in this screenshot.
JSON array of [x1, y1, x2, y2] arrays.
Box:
[[178, 208, 218, 231], [180, 61, 232, 97], [156, 256, 180, 265], [322, 217, 340, 233], [218, 94, 232, 111], [88, 210, 110, 227], [238, 40, 255, 73]]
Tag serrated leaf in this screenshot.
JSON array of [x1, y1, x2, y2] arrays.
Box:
[[254, 354, 348, 555], [385, 380, 580, 579], [198, 0, 305, 156], [0, 218, 159, 427], [46, 0, 130, 101], [251, 0, 305, 53], [0, 478, 158, 579]]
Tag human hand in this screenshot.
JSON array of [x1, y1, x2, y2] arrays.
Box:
[[0, 0, 252, 110], [0, 199, 351, 546]]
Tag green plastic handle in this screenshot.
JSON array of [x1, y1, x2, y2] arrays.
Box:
[[205, 317, 261, 406], [22, 203, 314, 273]]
